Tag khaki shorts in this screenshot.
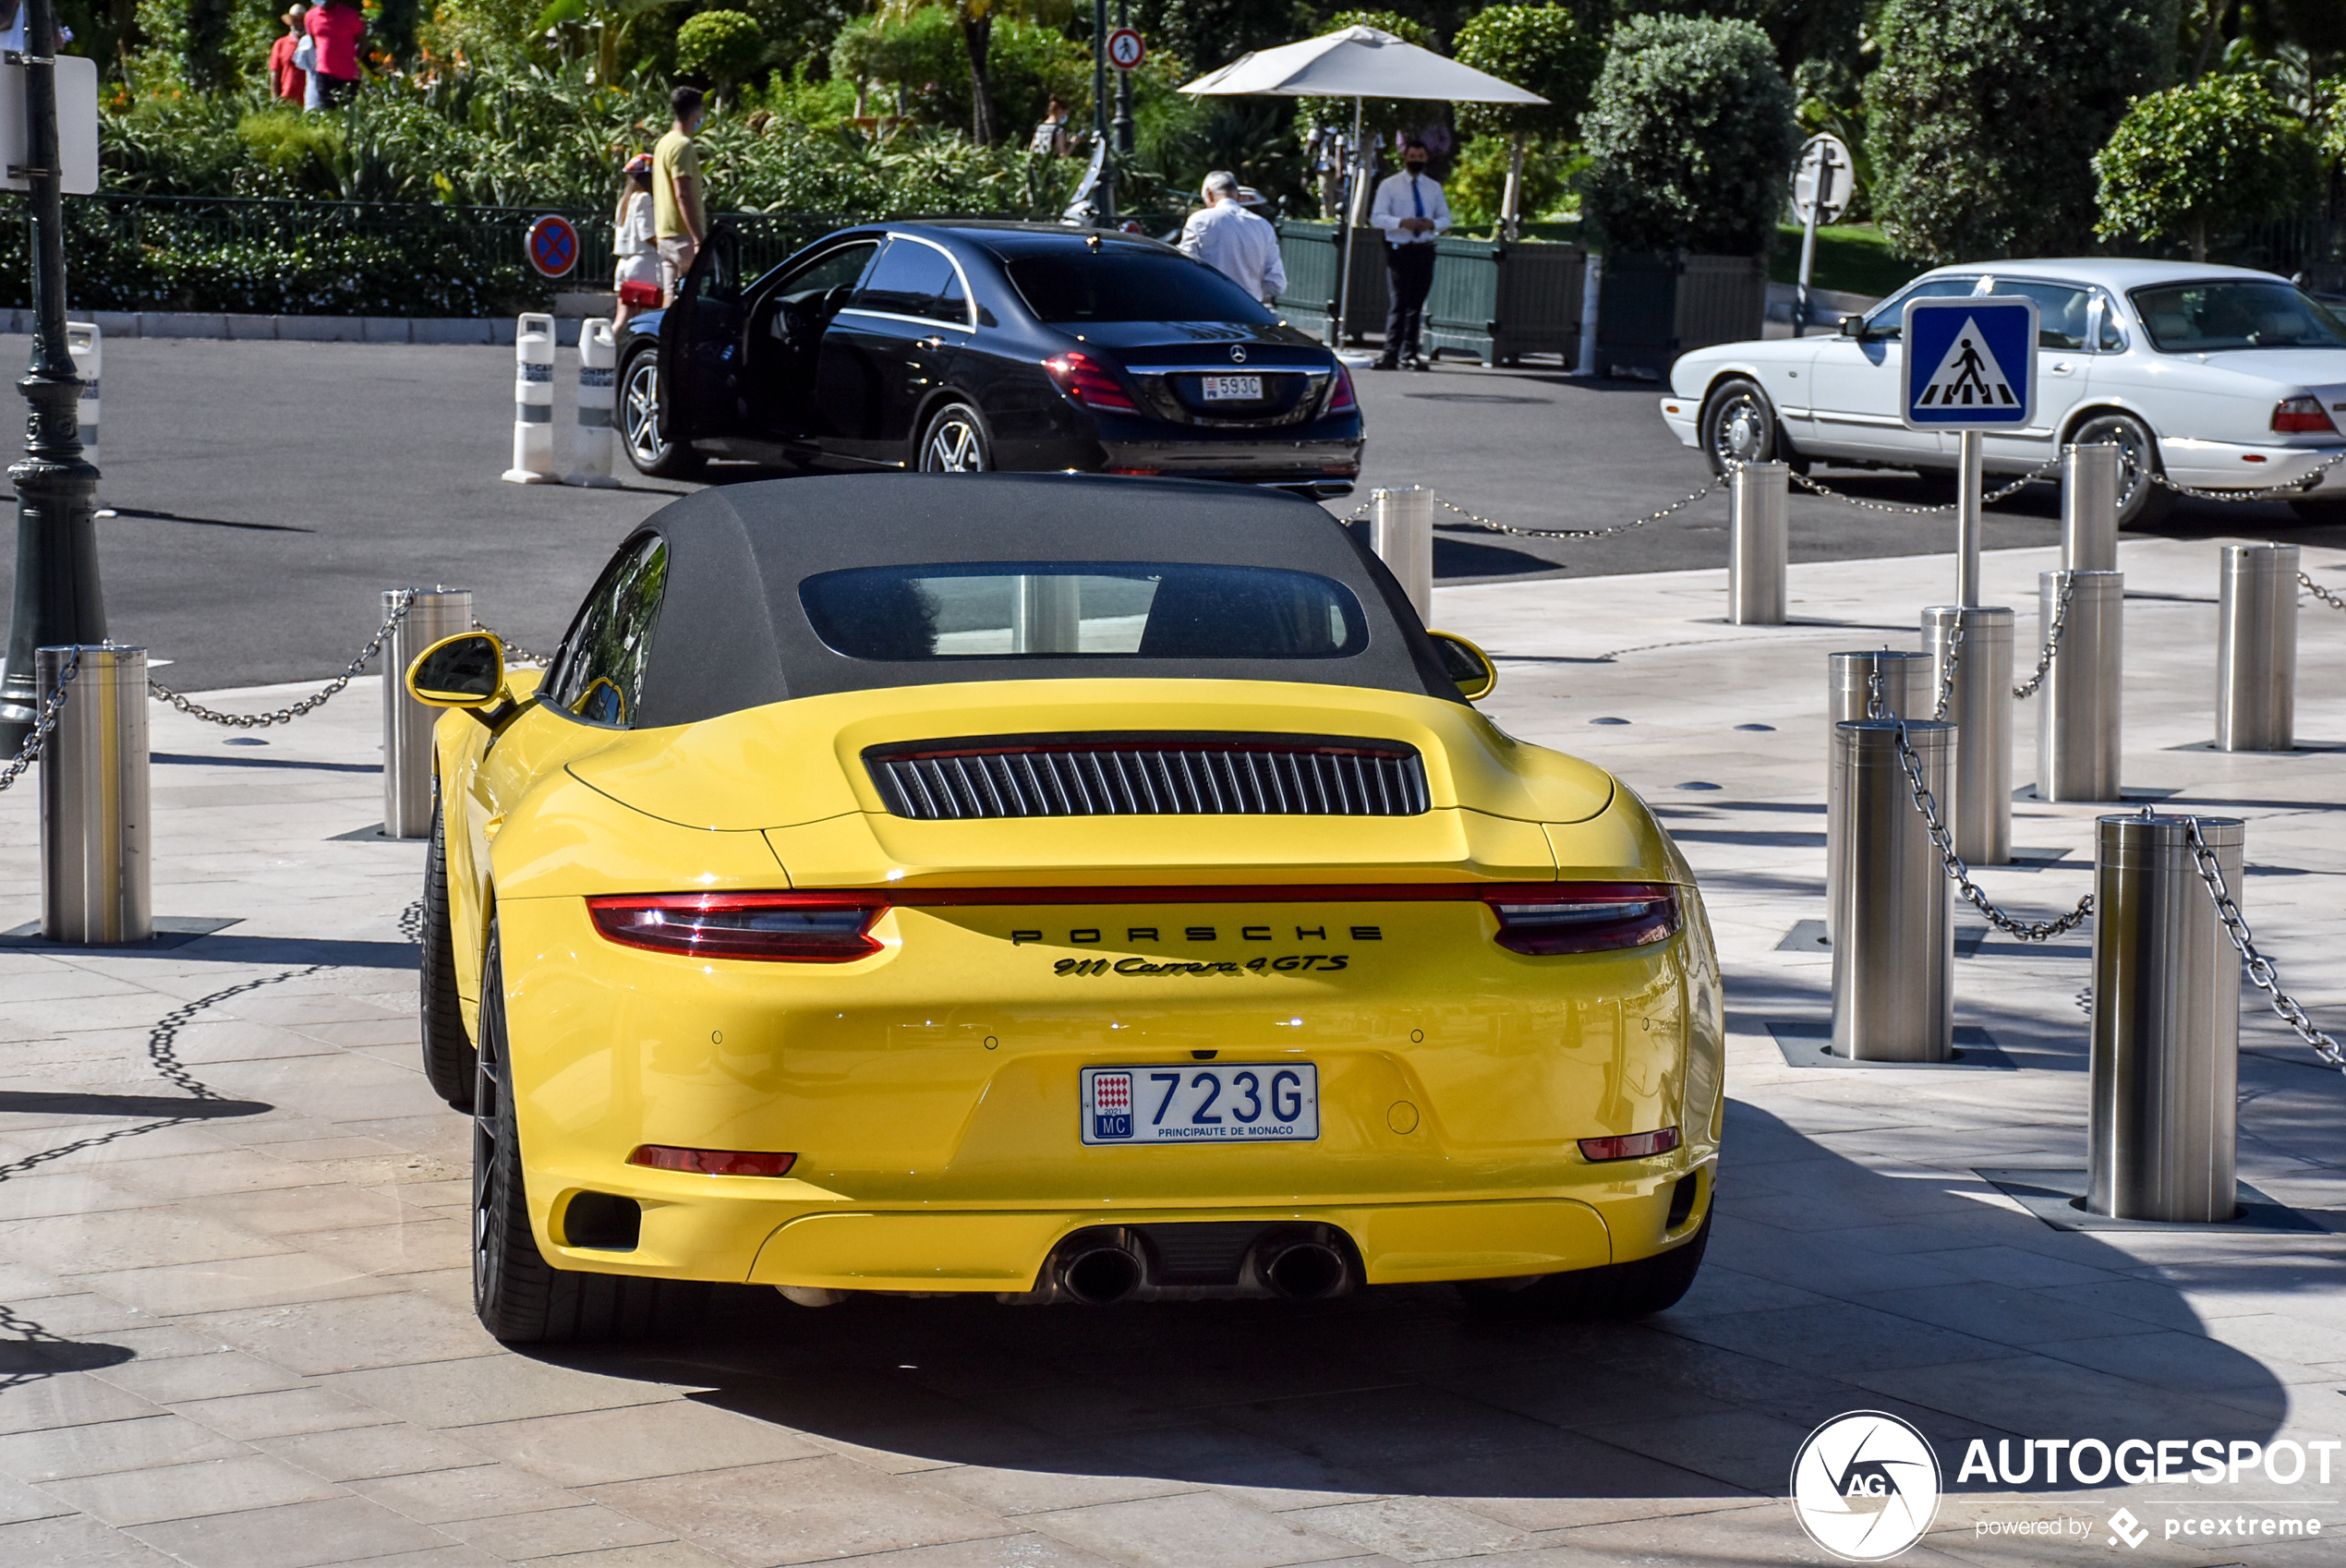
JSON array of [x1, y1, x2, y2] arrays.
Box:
[[657, 235, 698, 301]]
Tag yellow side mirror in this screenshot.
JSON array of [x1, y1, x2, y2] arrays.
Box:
[[405, 632, 509, 708], [1426, 630, 1496, 702]]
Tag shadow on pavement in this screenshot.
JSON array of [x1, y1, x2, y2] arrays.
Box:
[[547, 1102, 2290, 1507]]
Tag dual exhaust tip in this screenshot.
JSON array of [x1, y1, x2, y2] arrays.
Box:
[[1055, 1225, 1354, 1305]]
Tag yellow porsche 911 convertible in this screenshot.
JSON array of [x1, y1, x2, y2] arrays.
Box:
[[406, 474, 1722, 1343]]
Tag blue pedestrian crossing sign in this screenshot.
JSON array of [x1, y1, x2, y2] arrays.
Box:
[[1901, 295, 2038, 430]]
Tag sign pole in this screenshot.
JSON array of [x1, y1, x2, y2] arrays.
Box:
[[0, 0, 104, 751], [1089, 0, 1113, 223], [1957, 429, 1984, 609], [1793, 143, 1825, 339], [1111, 0, 1133, 155], [1330, 95, 1362, 350]]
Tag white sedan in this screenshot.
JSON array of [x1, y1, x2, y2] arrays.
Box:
[[1658, 258, 2346, 525]]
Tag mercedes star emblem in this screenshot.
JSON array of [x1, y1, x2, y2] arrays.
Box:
[[1229, 346, 1248, 364]]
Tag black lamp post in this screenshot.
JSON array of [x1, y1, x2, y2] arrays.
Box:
[[0, 0, 103, 752]]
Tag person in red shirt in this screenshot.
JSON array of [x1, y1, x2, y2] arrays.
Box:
[[267, 7, 308, 102], [304, 0, 365, 107]]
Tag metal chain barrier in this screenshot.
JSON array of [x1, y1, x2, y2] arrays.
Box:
[[1791, 454, 2061, 515], [472, 620, 551, 668], [150, 590, 416, 730], [1869, 666, 2094, 942], [2013, 571, 2076, 700], [0, 645, 79, 795], [2148, 449, 2346, 503], [1929, 625, 1962, 721], [2183, 816, 2346, 1079], [1427, 478, 1723, 540], [2299, 571, 2346, 614]]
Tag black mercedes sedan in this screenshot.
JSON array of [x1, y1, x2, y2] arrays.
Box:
[[616, 221, 1363, 498]]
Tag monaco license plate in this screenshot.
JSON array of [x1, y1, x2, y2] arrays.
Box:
[[1199, 374, 1264, 402], [1081, 1063, 1319, 1145]]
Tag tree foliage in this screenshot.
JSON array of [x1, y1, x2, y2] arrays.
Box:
[[1452, 5, 1602, 141], [675, 9, 765, 97], [1865, 0, 2177, 265], [2094, 75, 2321, 260], [1578, 12, 1799, 256]]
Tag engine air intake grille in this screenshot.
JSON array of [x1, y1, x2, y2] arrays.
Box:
[[866, 733, 1430, 820]]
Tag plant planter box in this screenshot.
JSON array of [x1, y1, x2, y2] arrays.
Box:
[[1423, 236, 1585, 366], [1274, 221, 1387, 344], [1596, 252, 1769, 380]]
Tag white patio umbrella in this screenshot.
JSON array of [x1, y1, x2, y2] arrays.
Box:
[[1181, 26, 1545, 347]]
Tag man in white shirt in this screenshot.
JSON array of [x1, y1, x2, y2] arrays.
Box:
[[1179, 171, 1288, 305], [1368, 139, 1450, 370]]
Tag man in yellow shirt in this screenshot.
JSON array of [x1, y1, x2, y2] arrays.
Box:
[[653, 86, 707, 305]]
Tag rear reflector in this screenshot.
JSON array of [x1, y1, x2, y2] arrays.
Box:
[[586, 893, 884, 962], [629, 1145, 798, 1176], [1484, 884, 1680, 955], [1579, 1127, 1681, 1163]]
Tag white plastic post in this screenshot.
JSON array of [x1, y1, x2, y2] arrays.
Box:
[[567, 319, 620, 488], [67, 320, 99, 464], [502, 313, 559, 484]]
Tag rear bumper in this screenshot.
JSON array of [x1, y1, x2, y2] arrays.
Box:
[[2160, 438, 2346, 494], [1096, 435, 1364, 490]]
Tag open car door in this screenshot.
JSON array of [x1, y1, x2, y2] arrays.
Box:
[[656, 223, 745, 451]]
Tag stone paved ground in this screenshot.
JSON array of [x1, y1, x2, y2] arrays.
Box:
[[0, 535, 2340, 1568]]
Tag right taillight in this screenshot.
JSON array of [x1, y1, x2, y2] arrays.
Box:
[[1327, 363, 1357, 413], [1043, 351, 1138, 411], [2272, 395, 2338, 434], [586, 893, 887, 962], [1483, 884, 1680, 955]]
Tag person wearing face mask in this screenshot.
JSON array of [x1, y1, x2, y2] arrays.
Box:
[[1367, 137, 1450, 370]]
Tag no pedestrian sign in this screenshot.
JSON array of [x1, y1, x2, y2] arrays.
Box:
[[1107, 27, 1144, 70], [526, 213, 580, 280], [1902, 296, 2037, 431]]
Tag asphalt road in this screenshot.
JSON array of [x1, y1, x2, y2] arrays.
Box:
[[0, 334, 2329, 689]]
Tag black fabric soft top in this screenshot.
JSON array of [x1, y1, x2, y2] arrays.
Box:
[[624, 474, 1462, 730]]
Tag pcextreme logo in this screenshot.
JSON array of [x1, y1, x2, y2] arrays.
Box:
[[1790, 1412, 1942, 1562]]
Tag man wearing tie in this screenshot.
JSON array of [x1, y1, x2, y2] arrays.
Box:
[[1368, 138, 1450, 371]]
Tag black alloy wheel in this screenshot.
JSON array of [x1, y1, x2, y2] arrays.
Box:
[[2067, 413, 2172, 527], [918, 403, 992, 473], [472, 922, 705, 1344], [418, 798, 475, 1111], [619, 347, 702, 479], [1698, 378, 1781, 476], [1455, 1210, 1711, 1321]]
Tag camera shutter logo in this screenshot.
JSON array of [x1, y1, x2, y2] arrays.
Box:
[[1790, 1411, 1942, 1562]]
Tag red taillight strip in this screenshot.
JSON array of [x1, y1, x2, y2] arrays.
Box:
[[587, 893, 886, 962], [872, 882, 1677, 907], [1578, 1128, 1681, 1163]]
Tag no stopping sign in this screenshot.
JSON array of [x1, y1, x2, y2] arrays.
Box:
[[526, 214, 580, 279]]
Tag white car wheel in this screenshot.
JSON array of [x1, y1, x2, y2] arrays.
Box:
[[1699, 379, 1779, 476]]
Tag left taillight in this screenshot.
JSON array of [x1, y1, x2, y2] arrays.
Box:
[[1484, 884, 1680, 955], [2272, 395, 2339, 434], [1327, 363, 1357, 413], [1043, 351, 1138, 411], [586, 893, 886, 962]]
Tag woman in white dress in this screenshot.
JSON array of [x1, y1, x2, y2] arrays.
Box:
[[611, 153, 660, 333]]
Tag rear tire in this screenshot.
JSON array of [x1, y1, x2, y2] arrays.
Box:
[[418, 800, 475, 1112], [1456, 1211, 1711, 1321], [917, 402, 992, 473], [619, 346, 704, 479], [472, 923, 707, 1344], [2067, 412, 2171, 527]]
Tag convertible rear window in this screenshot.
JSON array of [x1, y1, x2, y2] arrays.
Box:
[[800, 562, 1365, 661], [2131, 282, 2346, 352], [1007, 253, 1275, 324]]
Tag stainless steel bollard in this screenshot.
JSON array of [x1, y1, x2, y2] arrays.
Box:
[[1923, 604, 2013, 864], [1371, 486, 1434, 622], [2037, 570, 2123, 802], [2215, 543, 2296, 753], [2061, 442, 2121, 573], [1727, 461, 1787, 625], [39, 644, 151, 945], [2088, 812, 2243, 1222], [382, 588, 475, 838], [1826, 650, 1931, 942], [1832, 719, 1954, 1063]]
